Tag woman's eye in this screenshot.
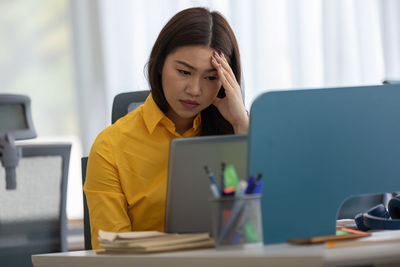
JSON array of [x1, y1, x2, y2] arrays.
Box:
[[206, 76, 217, 81], [178, 69, 190, 75]]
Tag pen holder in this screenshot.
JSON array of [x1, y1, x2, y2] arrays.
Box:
[[210, 195, 263, 249]]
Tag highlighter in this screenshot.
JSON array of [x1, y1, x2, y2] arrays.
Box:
[[223, 164, 240, 194]]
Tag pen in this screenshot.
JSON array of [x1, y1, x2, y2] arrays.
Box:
[[238, 180, 247, 196], [245, 176, 255, 194], [252, 181, 263, 194], [255, 173, 262, 183], [204, 166, 221, 194], [336, 226, 366, 235], [249, 173, 263, 194], [209, 184, 220, 198], [216, 198, 245, 245], [229, 180, 248, 245]]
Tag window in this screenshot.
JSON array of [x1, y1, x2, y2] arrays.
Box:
[[0, 0, 82, 220]]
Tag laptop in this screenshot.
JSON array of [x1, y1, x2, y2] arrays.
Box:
[[165, 134, 247, 234]]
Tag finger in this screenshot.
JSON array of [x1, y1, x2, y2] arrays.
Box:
[[214, 53, 239, 91], [214, 52, 236, 81], [211, 57, 231, 89], [221, 67, 239, 92], [216, 64, 240, 96], [211, 55, 235, 90]]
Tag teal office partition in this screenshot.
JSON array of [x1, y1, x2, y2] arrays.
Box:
[[248, 85, 400, 244]]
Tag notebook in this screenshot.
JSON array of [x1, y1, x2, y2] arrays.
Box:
[[164, 134, 247, 234]]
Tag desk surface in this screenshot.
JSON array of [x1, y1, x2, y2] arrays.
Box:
[[32, 242, 400, 267]]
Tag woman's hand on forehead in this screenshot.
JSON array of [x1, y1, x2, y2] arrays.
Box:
[[211, 51, 249, 134]]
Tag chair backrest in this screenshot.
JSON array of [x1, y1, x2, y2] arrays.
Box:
[[82, 90, 150, 250], [111, 90, 150, 124], [81, 157, 91, 250], [0, 143, 71, 267]]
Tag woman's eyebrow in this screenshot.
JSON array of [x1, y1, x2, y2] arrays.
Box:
[[175, 60, 216, 73]]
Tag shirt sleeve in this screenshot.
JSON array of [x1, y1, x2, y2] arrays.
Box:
[[83, 132, 132, 249]]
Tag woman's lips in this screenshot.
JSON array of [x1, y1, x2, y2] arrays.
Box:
[[180, 100, 200, 109]]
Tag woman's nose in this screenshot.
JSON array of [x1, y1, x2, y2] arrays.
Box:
[[185, 78, 201, 96]]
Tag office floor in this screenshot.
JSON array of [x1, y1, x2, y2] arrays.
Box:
[[67, 219, 84, 251]]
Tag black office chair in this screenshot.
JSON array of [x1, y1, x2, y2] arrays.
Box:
[[80, 157, 91, 251], [111, 90, 150, 124], [0, 144, 71, 267], [81, 90, 150, 250]]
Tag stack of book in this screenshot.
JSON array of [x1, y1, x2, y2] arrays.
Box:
[[98, 230, 215, 253]]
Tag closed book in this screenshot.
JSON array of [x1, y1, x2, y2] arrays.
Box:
[[97, 230, 214, 254]]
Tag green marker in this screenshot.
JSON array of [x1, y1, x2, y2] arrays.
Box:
[[223, 164, 240, 193]]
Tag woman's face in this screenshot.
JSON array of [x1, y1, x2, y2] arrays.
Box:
[[161, 45, 222, 128]]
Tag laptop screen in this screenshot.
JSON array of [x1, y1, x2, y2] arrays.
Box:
[[165, 134, 247, 234]]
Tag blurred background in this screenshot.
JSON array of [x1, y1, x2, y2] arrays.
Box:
[[1, 0, 400, 228]]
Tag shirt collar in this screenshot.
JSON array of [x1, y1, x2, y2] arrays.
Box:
[[143, 93, 202, 136], [143, 93, 165, 134]]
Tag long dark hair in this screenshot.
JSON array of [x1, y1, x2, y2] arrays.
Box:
[[147, 7, 242, 135]]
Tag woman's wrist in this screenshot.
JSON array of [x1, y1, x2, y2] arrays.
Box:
[[233, 114, 249, 134]]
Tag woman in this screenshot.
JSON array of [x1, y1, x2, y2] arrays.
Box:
[[84, 7, 248, 249]]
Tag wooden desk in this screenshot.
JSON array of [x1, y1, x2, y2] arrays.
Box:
[[32, 242, 400, 267]]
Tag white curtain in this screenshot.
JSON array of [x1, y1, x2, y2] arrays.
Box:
[[71, 0, 400, 155], [380, 0, 400, 80]]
